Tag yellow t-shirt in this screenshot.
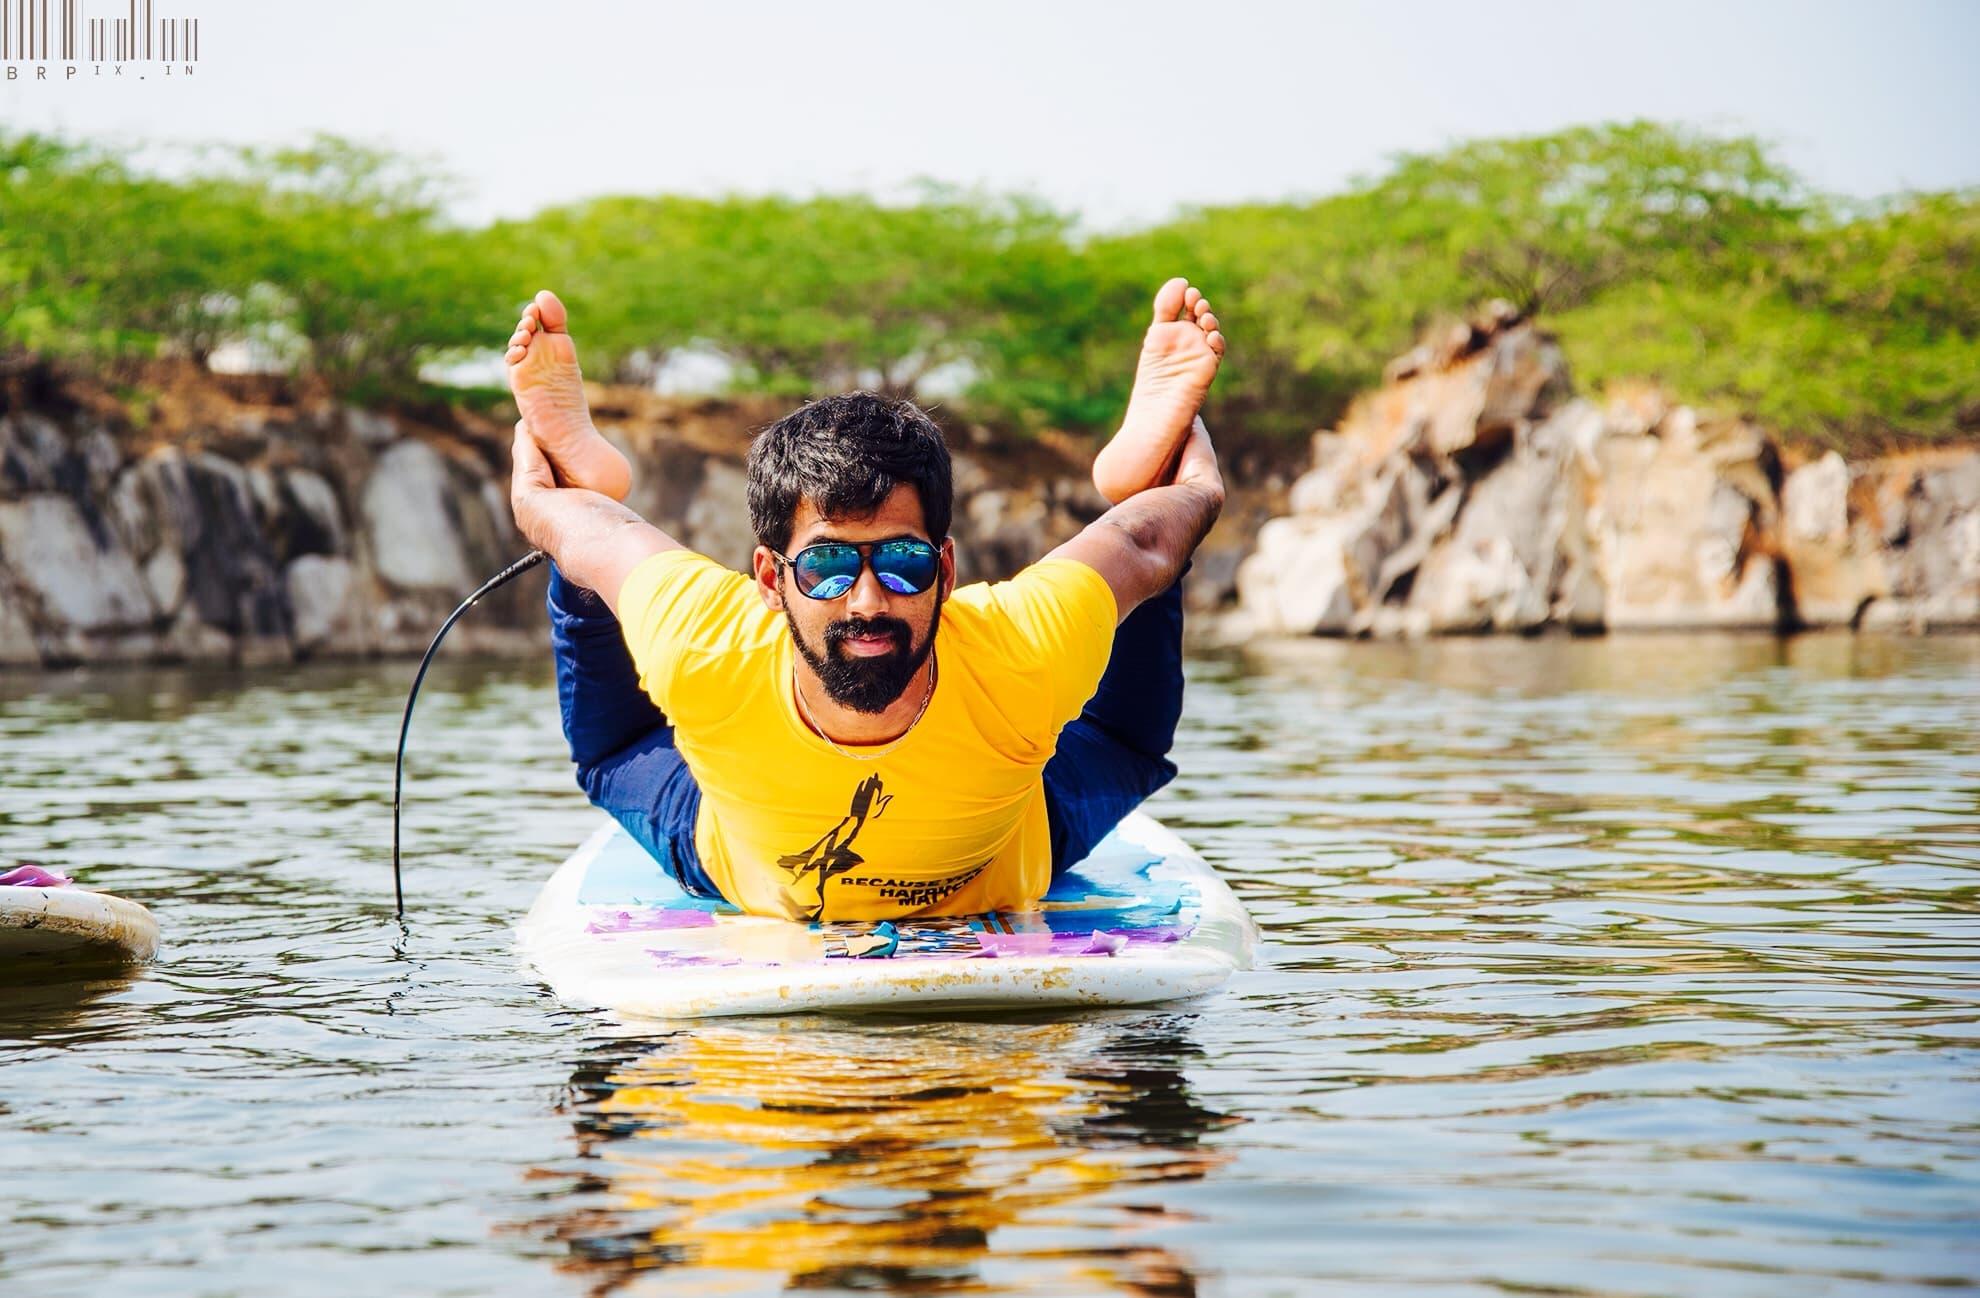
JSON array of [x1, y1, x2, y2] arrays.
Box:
[[615, 550, 1118, 920]]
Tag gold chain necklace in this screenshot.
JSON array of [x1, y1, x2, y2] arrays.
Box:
[[792, 651, 937, 762]]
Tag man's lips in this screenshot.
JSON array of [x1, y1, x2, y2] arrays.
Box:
[[841, 632, 898, 657]]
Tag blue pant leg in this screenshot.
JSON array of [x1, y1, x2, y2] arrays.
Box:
[[549, 563, 668, 767], [1043, 572, 1187, 874], [575, 726, 717, 899], [548, 564, 717, 897]]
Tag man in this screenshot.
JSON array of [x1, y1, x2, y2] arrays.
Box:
[[505, 279, 1225, 921]]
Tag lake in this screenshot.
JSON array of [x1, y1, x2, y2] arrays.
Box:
[[3, 633, 1977, 1296]]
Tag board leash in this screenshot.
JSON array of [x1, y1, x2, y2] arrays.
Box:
[[391, 548, 547, 918]]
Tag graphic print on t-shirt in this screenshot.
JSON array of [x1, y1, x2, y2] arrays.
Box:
[[775, 773, 995, 919], [777, 773, 892, 918]]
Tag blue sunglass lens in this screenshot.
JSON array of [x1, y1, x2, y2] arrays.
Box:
[[873, 542, 938, 594], [790, 541, 937, 599], [794, 546, 862, 598]]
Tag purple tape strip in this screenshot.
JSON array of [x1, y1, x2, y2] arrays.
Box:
[[587, 908, 717, 934], [969, 926, 1185, 958]]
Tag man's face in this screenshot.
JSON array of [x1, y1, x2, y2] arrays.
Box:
[[753, 483, 955, 714]]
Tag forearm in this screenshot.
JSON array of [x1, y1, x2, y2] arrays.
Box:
[[515, 488, 681, 615], [1097, 481, 1223, 591], [1048, 479, 1223, 618]]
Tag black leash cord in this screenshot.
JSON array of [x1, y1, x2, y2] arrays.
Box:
[[391, 549, 548, 917]]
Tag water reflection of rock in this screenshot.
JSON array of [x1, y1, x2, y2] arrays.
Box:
[[1232, 623, 1980, 699], [519, 1015, 1236, 1297]]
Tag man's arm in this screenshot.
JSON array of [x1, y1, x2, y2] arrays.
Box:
[[1047, 417, 1225, 622], [510, 421, 683, 613]]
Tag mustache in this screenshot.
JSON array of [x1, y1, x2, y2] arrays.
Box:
[[823, 615, 914, 655]]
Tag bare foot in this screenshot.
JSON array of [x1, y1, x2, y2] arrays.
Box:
[[504, 290, 632, 502], [1091, 277, 1225, 504]]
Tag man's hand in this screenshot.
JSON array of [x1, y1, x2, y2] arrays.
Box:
[[509, 420, 560, 553], [1172, 415, 1225, 502], [510, 421, 683, 613]]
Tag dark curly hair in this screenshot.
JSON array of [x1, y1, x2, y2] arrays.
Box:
[[745, 392, 954, 553]]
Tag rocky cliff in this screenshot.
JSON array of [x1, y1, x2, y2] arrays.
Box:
[[11, 329, 1969, 671], [0, 367, 1140, 669], [1232, 309, 1980, 638]]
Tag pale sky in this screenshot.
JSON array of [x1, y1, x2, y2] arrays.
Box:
[[3, 0, 1976, 228]]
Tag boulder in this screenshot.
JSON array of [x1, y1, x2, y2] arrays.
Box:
[[115, 450, 292, 642], [276, 467, 348, 559], [0, 495, 154, 632], [362, 441, 475, 592], [1236, 464, 1416, 634], [160, 601, 236, 662], [1241, 319, 1572, 637], [1338, 321, 1569, 470], [961, 486, 1061, 584], [287, 555, 372, 656], [1779, 451, 1889, 627], [1572, 409, 1783, 631], [0, 574, 40, 666], [1235, 514, 1355, 634], [0, 414, 70, 493], [1407, 401, 1600, 632], [143, 548, 187, 616], [1860, 451, 1980, 629], [185, 453, 293, 653], [683, 459, 756, 571]]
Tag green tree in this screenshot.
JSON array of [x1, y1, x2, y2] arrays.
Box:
[[237, 136, 520, 398]]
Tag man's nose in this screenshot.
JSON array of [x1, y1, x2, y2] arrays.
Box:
[[844, 563, 890, 616]]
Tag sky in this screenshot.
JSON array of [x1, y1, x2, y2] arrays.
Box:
[[3, 0, 1977, 228]]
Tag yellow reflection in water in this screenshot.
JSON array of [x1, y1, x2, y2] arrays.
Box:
[[545, 1016, 1232, 1296]]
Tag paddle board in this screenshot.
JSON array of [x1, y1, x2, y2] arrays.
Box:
[[0, 884, 160, 962], [519, 810, 1255, 1018]]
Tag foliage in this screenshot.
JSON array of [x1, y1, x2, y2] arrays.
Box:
[[1, 122, 1973, 450], [502, 186, 1074, 397], [0, 132, 517, 397], [233, 137, 524, 398]]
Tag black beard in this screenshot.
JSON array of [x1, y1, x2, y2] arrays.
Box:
[[786, 603, 939, 715]]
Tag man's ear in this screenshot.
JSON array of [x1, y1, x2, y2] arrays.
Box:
[[752, 545, 785, 611], [940, 537, 957, 600]]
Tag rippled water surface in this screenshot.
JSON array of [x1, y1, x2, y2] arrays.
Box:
[[3, 634, 1978, 1296]]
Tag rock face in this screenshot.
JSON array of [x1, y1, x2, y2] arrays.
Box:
[[1857, 452, 1980, 630], [1237, 311, 1978, 638], [0, 376, 1116, 669]]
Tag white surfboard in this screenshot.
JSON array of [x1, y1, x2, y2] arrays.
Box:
[[0, 886, 160, 962], [519, 811, 1256, 1019]]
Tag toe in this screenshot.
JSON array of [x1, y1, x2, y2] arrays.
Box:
[[1151, 277, 1189, 324], [1198, 311, 1219, 336], [519, 312, 539, 333], [534, 289, 570, 333], [1206, 330, 1225, 356], [1184, 286, 1202, 314], [1193, 296, 1212, 319]]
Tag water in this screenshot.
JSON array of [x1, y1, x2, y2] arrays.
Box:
[[3, 634, 1977, 1297]]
